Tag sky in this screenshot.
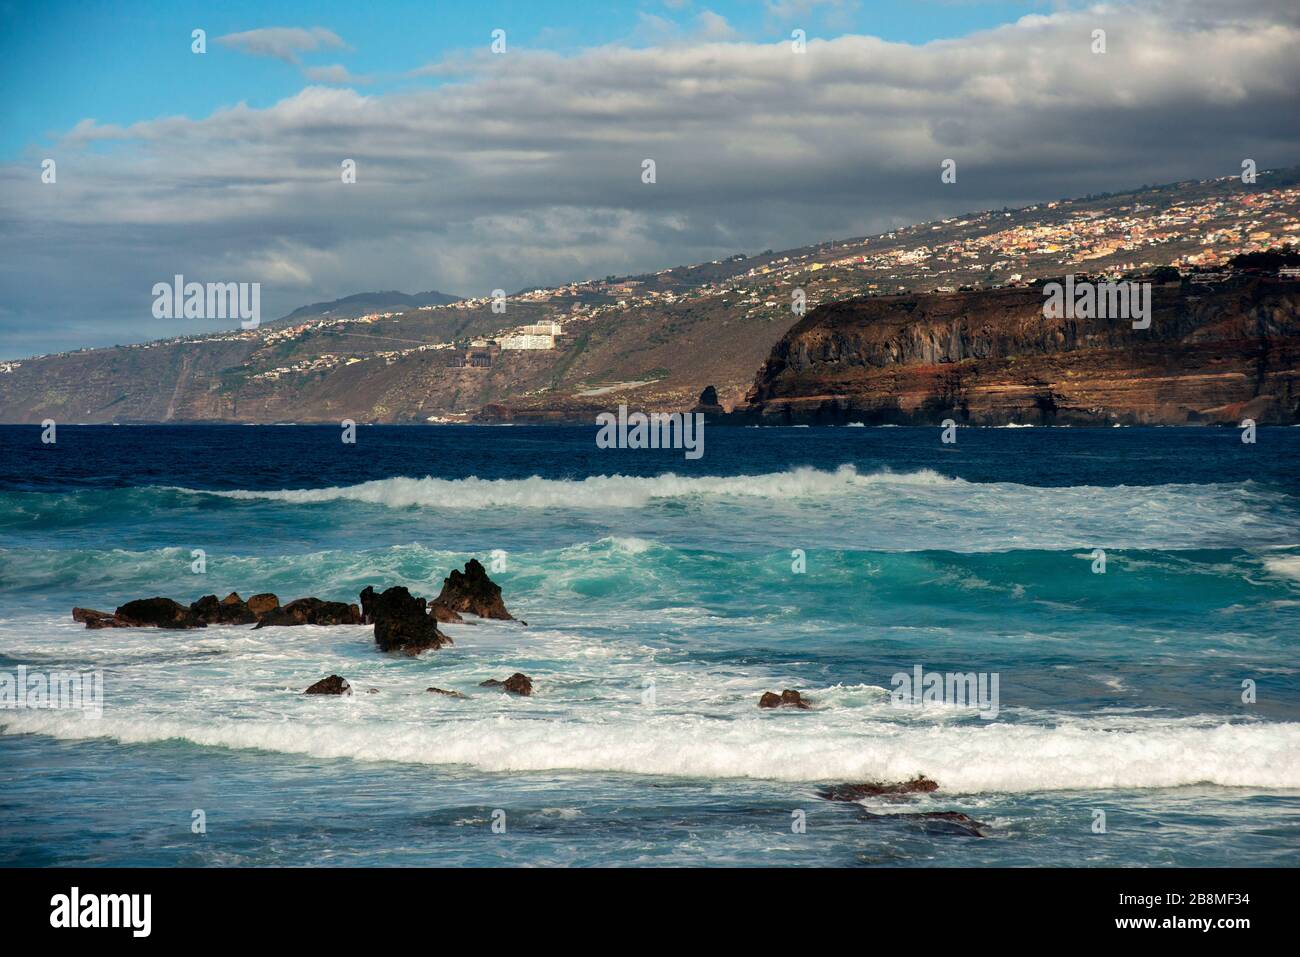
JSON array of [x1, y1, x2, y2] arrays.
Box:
[[1, 0, 1299, 359]]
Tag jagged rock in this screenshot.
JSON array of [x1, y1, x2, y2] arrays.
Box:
[[360, 583, 464, 623], [115, 597, 205, 629], [247, 593, 280, 617], [190, 594, 221, 622], [190, 592, 257, 625], [691, 384, 725, 415], [366, 585, 451, 654], [359, 585, 378, 624], [817, 776, 939, 802], [79, 591, 361, 630], [758, 689, 810, 709], [432, 559, 514, 620], [427, 687, 467, 698], [479, 673, 532, 696], [253, 597, 363, 628], [304, 675, 351, 695], [219, 591, 256, 623], [430, 602, 463, 623], [72, 607, 128, 629]]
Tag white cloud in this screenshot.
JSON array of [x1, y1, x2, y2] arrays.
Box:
[[216, 27, 347, 64]]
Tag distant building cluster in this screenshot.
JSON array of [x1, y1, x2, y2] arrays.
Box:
[[499, 320, 564, 350]]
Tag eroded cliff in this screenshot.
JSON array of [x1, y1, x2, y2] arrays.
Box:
[[737, 277, 1300, 425]]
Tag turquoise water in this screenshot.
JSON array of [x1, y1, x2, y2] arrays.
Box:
[[1, 425, 1298, 866]]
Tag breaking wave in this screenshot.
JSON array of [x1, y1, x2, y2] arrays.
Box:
[[4, 709, 1297, 794], [172, 465, 958, 509]]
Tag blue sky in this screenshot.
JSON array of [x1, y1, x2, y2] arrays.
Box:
[[1, 0, 1046, 158]]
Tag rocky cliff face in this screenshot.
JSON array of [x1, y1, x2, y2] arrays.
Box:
[[737, 277, 1300, 425]]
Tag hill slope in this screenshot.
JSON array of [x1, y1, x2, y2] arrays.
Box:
[[274, 290, 461, 326]]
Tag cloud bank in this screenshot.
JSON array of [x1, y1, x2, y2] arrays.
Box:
[[1, 1, 1298, 356]]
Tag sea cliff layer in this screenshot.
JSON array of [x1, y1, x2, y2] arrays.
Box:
[[734, 276, 1300, 426]]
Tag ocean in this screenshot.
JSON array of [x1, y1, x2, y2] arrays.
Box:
[[1, 423, 1297, 867]]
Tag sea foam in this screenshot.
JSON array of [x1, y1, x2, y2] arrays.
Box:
[[4, 708, 1297, 794]]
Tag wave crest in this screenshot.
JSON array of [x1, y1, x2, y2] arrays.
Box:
[[171, 466, 960, 510]]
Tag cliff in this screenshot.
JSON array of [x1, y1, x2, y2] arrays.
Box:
[[735, 276, 1300, 426]]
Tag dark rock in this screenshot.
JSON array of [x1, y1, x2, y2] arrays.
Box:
[[479, 672, 532, 696], [247, 593, 280, 617], [359, 585, 377, 624], [218, 591, 257, 623], [691, 384, 725, 416], [432, 559, 514, 621], [817, 775, 940, 802], [304, 675, 351, 695], [254, 597, 363, 628], [72, 607, 128, 629], [862, 810, 987, 837], [427, 687, 467, 698], [190, 594, 221, 622], [362, 583, 460, 624], [190, 592, 257, 626], [758, 689, 810, 709], [366, 585, 452, 654], [115, 596, 205, 629], [430, 602, 463, 623]]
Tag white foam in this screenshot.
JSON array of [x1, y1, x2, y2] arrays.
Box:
[[171, 466, 961, 510], [4, 708, 1296, 794], [1264, 555, 1300, 581]]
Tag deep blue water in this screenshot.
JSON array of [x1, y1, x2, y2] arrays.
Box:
[[1, 424, 1298, 866]]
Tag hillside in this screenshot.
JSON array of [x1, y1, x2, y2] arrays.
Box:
[[2, 168, 1298, 424], [274, 290, 461, 326]]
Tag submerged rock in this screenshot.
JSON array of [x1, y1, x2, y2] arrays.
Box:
[[817, 775, 939, 802], [427, 687, 467, 698], [115, 597, 204, 629], [759, 689, 811, 710], [433, 559, 514, 621], [366, 585, 452, 654], [304, 675, 351, 695], [862, 810, 987, 837], [480, 673, 532, 696], [254, 597, 363, 628]]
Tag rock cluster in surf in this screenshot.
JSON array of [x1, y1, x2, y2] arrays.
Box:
[[70, 560, 516, 641], [71, 591, 349, 630], [758, 689, 811, 709]]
